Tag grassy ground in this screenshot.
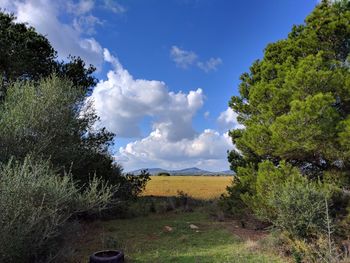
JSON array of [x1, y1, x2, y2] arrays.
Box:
[[142, 176, 232, 199], [66, 177, 286, 262], [68, 208, 284, 263]]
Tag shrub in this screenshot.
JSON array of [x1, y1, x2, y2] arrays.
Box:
[[0, 75, 117, 188], [241, 161, 300, 222], [113, 170, 151, 200], [96, 170, 151, 219], [157, 172, 171, 176], [267, 176, 329, 239], [0, 156, 115, 262], [222, 160, 332, 239], [219, 164, 257, 216]]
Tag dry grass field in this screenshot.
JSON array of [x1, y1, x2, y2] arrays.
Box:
[[142, 176, 233, 200]]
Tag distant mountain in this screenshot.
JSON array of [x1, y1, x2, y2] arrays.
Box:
[[130, 168, 167, 175], [129, 167, 235, 176], [219, 170, 236, 175]]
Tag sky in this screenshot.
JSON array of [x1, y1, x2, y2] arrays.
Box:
[[0, 0, 318, 171]]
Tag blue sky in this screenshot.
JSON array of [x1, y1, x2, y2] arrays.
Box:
[[1, 0, 318, 171], [100, 0, 316, 131]]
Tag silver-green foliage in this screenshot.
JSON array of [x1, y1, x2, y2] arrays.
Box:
[[0, 75, 116, 185], [0, 75, 84, 162], [0, 156, 114, 262], [268, 176, 329, 239], [242, 160, 330, 239]]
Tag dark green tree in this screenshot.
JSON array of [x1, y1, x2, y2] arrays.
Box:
[[224, 0, 350, 223], [0, 12, 55, 81], [0, 12, 96, 97]]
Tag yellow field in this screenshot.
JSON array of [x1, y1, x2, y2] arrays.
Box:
[[142, 176, 233, 200]]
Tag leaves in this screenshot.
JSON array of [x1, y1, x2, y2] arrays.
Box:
[[222, 2, 350, 242], [228, 0, 350, 177]]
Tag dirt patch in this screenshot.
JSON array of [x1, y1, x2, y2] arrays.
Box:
[[224, 220, 268, 241], [146, 233, 160, 240]]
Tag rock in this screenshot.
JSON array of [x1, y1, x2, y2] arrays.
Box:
[[189, 224, 199, 230], [164, 226, 173, 232]]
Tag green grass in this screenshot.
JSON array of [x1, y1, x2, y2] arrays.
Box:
[[69, 208, 284, 263]]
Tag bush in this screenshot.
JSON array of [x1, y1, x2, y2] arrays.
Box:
[[267, 176, 329, 239], [0, 75, 117, 188], [0, 156, 115, 262], [240, 161, 299, 221], [219, 164, 257, 216], [113, 170, 151, 200], [222, 160, 350, 262], [96, 170, 151, 219], [157, 172, 170, 176], [222, 160, 332, 238]]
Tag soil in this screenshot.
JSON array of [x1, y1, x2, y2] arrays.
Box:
[[224, 220, 268, 241]]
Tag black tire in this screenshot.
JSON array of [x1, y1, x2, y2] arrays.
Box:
[[89, 250, 124, 263]]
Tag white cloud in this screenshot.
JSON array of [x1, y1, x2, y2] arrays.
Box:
[[170, 45, 222, 72], [115, 129, 234, 171], [217, 108, 244, 130], [67, 0, 94, 15], [204, 111, 210, 118], [103, 0, 126, 14], [90, 49, 204, 141], [1, 0, 110, 69], [80, 38, 103, 54], [170, 46, 198, 69], [0, 0, 14, 10], [197, 57, 222, 72], [73, 14, 103, 35], [91, 49, 233, 171]]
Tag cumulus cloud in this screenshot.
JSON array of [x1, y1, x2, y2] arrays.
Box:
[[90, 49, 204, 141], [170, 45, 222, 72], [197, 57, 222, 72], [115, 129, 234, 171], [217, 108, 244, 130], [91, 49, 233, 171], [92, 50, 234, 171], [0, 0, 124, 69]]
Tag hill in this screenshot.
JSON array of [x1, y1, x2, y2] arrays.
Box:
[[130, 167, 235, 176]]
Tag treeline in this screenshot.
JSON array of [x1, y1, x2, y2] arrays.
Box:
[[0, 12, 149, 262], [221, 1, 350, 262]]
